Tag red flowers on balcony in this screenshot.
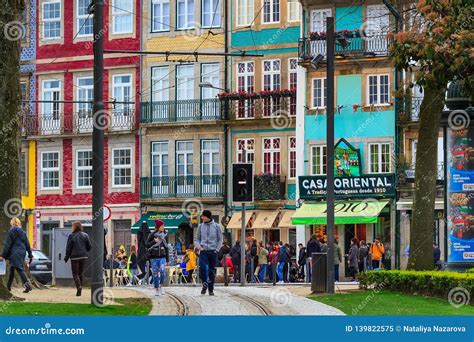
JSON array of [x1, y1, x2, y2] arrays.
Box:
[[218, 88, 296, 100], [308, 29, 361, 41]]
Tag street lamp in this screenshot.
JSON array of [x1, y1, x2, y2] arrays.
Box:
[[198, 82, 228, 92]]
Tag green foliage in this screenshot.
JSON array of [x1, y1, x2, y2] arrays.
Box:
[[254, 174, 284, 201], [358, 270, 474, 304]]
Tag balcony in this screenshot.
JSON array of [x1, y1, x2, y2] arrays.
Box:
[[140, 175, 225, 199], [396, 96, 423, 123], [299, 33, 390, 62], [254, 174, 287, 201], [140, 99, 222, 124], [220, 90, 296, 120], [401, 162, 445, 182], [22, 110, 136, 136]]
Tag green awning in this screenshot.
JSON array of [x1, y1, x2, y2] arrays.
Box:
[[291, 200, 389, 225], [131, 212, 189, 234]]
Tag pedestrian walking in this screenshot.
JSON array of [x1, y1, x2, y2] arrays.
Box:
[[297, 243, 307, 280], [334, 240, 342, 282], [218, 240, 230, 264], [184, 244, 197, 283], [126, 246, 141, 286], [64, 221, 92, 296], [146, 219, 169, 296], [366, 242, 373, 270], [370, 238, 385, 269], [433, 243, 441, 270], [306, 235, 321, 282], [136, 221, 150, 283], [229, 241, 241, 283], [277, 242, 290, 283], [194, 210, 223, 295], [319, 238, 328, 253], [257, 241, 268, 282], [348, 238, 359, 281], [1, 218, 34, 293], [358, 240, 369, 273], [268, 243, 279, 282]]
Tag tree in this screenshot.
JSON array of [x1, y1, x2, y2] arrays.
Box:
[[390, 0, 473, 270], [0, 0, 25, 299]]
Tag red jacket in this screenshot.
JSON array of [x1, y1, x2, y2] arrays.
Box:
[[221, 256, 234, 274]]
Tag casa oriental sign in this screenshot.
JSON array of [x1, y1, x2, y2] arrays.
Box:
[[298, 175, 396, 199]]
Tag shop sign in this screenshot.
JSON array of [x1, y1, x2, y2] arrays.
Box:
[[298, 174, 396, 199], [334, 138, 362, 177]]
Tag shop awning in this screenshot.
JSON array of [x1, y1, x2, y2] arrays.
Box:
[[131, 212, 189, 234], [252, 211, 279, 229], [291, 200, 389, 225], [278, 210, 296, 228], [227, 211, 255, 229]]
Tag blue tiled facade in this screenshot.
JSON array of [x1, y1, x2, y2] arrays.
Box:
[[20, 0, 36, 111]]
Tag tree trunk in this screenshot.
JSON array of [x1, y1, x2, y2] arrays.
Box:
[[408, 85, 446, 270], [0, 0, 24, 299]]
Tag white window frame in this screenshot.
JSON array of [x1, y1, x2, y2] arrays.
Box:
[[177, 0, 195, 29], [112, 74, 133, 114], [112, 148, 132, 188], [288, 0, 301, 22], [310, 145, 327, 175], [151, 0, 170, 32], [201, 140, 220, 176], [76, 76, 93, 117], [289, 137, 296, 179], [42, 0, 61, 40], [176, 64, 194, 100], [151, 66, 170, 102], [262, 59, 281, 91], [368, 143, 391, 174], [312, 78, 327, 109], [76, 149, 93, 189], [76, 0, 93, 37], [262, 137, 281, 175], [310, 8, 331, 32], [111, 0, 133, 34], [40, 151, 60, 190], [237, 61, 254, 93], [42, 80, 61, 119], [202, 0, 220, 28], [176, 141, 194, 177], [237, 0, 253, 26], [367, 74, 390, 106], [201, 63, 220, 99], [288, 58, 298, 90], [262, 0, 279, 24], [151, 142, 169, 177], [236, 138, 255, 163]]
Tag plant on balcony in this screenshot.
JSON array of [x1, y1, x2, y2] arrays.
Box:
[[352, 104, 361, 113], [254, 173, 284, 201], [309, 31, 326, 40], [218, 91, 254, 100]]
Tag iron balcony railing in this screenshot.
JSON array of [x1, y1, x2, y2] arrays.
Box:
[[403, 162, 445, 181], [140, 98, 222, 123], [254, 174, 287, 201], [223, 93, 296, 120], [140, 175, 225, 199], [396, 96, 423, 122], [299, 34, 390, 61], [22, 110, 136, 136]]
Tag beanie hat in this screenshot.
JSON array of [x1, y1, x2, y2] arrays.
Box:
[[155, 219, 165, 229], [201, 210, 212, 220]]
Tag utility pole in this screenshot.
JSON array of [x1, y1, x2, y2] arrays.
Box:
[[326, 17, 335, 294], [240, 147, 246, 285], [91, 0, 105, 305]]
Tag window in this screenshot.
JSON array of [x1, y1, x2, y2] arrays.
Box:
[[42, 80, 60, 119], [41, 152, 60, 190], [289, 137, 296, 179], [367, 74, 390, 105], [311, 145, 327, 175], [202, 0, 220, 28], [42, 1, 61, 39], [176, 65, 194, 100], [112, 74, 132, 115], [201, 140, 220, 176], [237, 0, 253, 26], [20, 152, 27, 195], [151, 66, 170, 102], [177, 0, 195, 29], [236, 138, 255, 163], [151, 142, 169, 177], [369, 143, 391, 173], [262, 138, 280, 175], [77, 0, 93, 36], [310, 9, 331, 32], [77, 77, 93, 118], [288, 58, 298, 90], [112, 148, 132, 187], [152, 0, 170, 32], [263, 0, 279, 23], [263, 59, 280, 91], [201, 63, 220, 99], [237, 61, 254, 93], [176, 141, 193, 177], [312, 78, 327, 108], [20, 81, 28, 108], [76, 150, 93, 188], [112, 0, 133, 34], [288, 0, 301, 22]]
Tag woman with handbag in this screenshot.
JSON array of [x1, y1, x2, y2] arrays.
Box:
[[146, 219, 169, 296]]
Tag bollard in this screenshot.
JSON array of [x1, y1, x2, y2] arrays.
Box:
[[311, 252, 327, 293]]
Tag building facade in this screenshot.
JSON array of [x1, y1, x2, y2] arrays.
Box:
[[28, 0, 141, 257], [294, 0, 397, 275]]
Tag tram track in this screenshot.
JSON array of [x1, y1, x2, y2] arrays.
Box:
[[167, 292, 189, 316], [230, 293, 272, 316]]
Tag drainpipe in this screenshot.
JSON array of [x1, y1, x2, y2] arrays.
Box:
[[383, 0, 402, 269]]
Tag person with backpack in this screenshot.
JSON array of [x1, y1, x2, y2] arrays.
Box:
[[1, 218, 34, 293], [146, 219, 169, 296], [64, 221, 92, 296]]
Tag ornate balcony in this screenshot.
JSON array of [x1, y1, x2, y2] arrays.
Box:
[[140, 175, 225, 199], [396, 96, 423, 123], [254, 174, 287, 201], [140, 98, 222, 124]]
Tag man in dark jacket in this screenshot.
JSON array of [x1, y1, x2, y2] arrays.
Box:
[[306, 235, 321, 282], [229, 241, 241, 283], [433, 243, 441, 270], [276, 242, 290, 283], [136, 221, 150, 281], [297, 243, 307, 279], [1, 218, 33, 292]]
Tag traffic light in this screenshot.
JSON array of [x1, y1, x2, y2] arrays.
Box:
[[232, 163, 253, 202]]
